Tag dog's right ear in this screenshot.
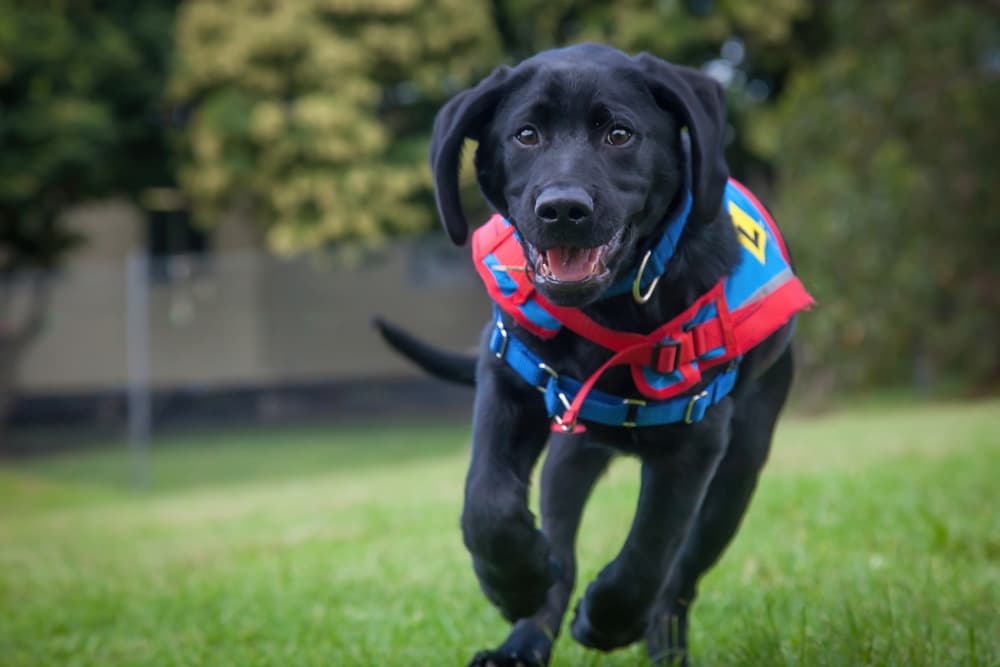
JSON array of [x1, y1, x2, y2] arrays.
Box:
[[635, 54, 730, 226], [429, 65, 517, 246]]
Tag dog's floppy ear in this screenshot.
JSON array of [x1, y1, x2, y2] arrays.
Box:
[[429, 65, 519, 245], [635, 54, 729, 225]]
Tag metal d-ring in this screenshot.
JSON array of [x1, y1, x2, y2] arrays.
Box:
[[632, 250, 661, 304]]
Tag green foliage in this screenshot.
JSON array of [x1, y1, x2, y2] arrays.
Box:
[[492, 0, 819, 176], [170, 0, 502, 252], [491, 0, 812, 59], [171, 0, 820, 252], [0, 2, 177, 433], [0, 1, 174, 271], [750, 0, 1000, 389]]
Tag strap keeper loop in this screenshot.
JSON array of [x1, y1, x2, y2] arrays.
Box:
[[650, 339, 681, 374], [683, 390, 710, 424], [622, 397, 646, 428]]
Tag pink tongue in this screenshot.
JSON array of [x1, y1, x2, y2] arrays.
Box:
[[545, 247, 598, 282]]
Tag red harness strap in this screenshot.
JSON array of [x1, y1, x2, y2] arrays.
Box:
[[472, 186, 814, 432], [542, 284, 734, 431], [473, 217, 559, 339], [549, 277, 813, 432]]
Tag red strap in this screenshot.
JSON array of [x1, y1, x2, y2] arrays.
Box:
[[729, 276, 814, 351], [472, 214, 514, 255], [539, 283, 727, 354], [554, 280, 813, 429], [472, 217, 562, 340], [538, 283, 736, 407], [551, 339, 658, 433], [473, 217, 532, 306]]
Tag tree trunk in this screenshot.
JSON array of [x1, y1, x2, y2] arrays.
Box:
[[0, 274, 52, 445]]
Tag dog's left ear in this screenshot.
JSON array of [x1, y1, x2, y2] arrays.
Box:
[[429, 65, 527, 246], [635, 54, 729, 225]]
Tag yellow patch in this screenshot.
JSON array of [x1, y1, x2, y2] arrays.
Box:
[[729, 201, 767, 264]]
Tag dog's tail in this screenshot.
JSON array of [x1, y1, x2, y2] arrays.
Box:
[[373, 317, 477, 386]]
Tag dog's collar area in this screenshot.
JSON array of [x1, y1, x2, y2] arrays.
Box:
[[609, 134, 697, 304], [606, 189, 693, 303], [489, 314, 739, 431]]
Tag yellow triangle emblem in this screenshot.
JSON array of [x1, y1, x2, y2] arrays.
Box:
[[728, 201, 767, 264]]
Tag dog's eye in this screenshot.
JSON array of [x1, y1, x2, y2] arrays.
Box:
[[606, 126, 633, 146], [514, 126, 540, 146]]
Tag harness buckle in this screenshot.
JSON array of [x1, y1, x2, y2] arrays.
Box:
[[622, 397, 646, 428], [683, 390, 709, 424], [650, 339, 682, 374], [536, 363, 559, 393], [553, 406, 585, 433], [553, 414, 577, 433], [553, 393, 577, 432], [553, 393, 580, 431], [494, 320, 509, 359]]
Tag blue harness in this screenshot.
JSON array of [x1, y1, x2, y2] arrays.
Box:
[[473, 179, 812, 432], [489, 313, 739, 428]]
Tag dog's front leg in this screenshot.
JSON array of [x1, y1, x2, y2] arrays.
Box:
[[462, 359, 554, 622], [571, 399, 734, 651]]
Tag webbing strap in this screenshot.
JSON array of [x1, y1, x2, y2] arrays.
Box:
[[604, 191, 693, 299], [489, 315, 739, 432]]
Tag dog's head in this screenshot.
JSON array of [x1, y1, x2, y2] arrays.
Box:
[[430, 43, 729, 307]]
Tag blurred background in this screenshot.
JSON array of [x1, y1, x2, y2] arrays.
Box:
[[1, 0, 997, 454], [1, 3, 999, 666]]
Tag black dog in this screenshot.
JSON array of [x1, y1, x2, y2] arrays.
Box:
[[377, 44, 810, 666]]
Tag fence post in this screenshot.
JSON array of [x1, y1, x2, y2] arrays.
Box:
[[125, 251, 151, 490]]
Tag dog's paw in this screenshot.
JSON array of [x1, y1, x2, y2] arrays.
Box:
[[570, 595, 647, 652], [467, 649, 547, 667], [474, 556, 558, 622]]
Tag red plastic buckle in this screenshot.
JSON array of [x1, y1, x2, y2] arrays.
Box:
[[650, 339, 681, 374]]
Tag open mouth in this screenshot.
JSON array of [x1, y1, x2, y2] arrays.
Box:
[[526, 233, 621, 286], [537, 246, 607, 282]]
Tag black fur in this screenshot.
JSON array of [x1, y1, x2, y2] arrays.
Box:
[[372, 317, 476, 386], [380, 44, 798, 667]]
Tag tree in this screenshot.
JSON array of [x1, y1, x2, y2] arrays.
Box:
[[171, 0, 821, 253], [0, 1, 175, 428], [749, 0, 1000, 391], [171, 0, 502, 253]]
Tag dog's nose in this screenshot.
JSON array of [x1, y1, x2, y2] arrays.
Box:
[[534, 186, 593, 226]]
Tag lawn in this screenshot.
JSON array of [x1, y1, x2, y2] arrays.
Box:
[[1, 399, 998, 666]]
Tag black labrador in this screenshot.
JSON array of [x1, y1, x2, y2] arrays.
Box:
[[377, 43, 799, 666]]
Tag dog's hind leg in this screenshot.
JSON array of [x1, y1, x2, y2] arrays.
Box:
[[469, 435, 613, 667], [645, 347, 794, 667]]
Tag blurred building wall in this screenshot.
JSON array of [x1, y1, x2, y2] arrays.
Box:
[[17, 202, 490, 394]]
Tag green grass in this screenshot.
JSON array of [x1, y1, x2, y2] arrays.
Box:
[[1, 400, 998, 666]]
